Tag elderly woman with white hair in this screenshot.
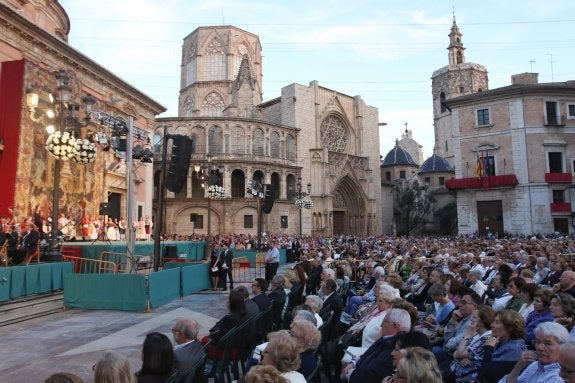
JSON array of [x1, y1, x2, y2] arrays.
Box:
[[498, 321, 570, 383], [304, 295, 324, 328]]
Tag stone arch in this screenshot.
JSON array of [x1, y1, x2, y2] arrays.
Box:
[[332, 175, 367, 236], [286, 174, 297, 201], [191, 125, 206, 155], [202, 91, 224, 117], [270, 130, 280, 159], [171, 204, 222, 236], [208, 125, 223, 153], [252, 127, 265, 156], [270, 172, 280, 199], [231, 125, 245, 154], [286, 133, 296, 161], [231, 169, 246, 198]]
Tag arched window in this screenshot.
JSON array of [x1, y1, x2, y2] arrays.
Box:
[[191, 127, 206, 155], [204, 38, 226, 81], [440, 92, 446, 113], [286, 174, 297, 200], [231, 126, 245, 154], [270, 131, 280, 159], [252, 170, 264, 186], [271, 172, 280, 199], [208, 126, 223, 153], [202, 91, 224, 117], [252, 128, 265, 157], [456, 50, 462, 64], [286, 134, 296, 161], [231, 169, 245, 198], [191, 171, 204, 199], [182, 96, 193, 117]]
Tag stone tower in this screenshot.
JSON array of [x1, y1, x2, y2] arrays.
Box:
[[431, 18, 489, 163], [178, 26, 263, 118]]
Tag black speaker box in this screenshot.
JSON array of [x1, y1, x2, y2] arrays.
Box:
[[99, 202, 109, 216], [166, 135, 194, 193], [262, 184, 276, 214]]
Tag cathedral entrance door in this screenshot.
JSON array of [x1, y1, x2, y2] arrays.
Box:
[[476, 200, 503, 238], [333, 211, 345, 234]]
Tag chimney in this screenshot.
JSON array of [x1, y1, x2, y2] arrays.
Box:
[[511, 73, 539, 85]]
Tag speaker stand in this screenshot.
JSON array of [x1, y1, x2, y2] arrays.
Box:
[[91, 226, 112, 245]]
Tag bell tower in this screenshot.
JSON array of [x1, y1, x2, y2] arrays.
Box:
[[431, 16, 489, 163]]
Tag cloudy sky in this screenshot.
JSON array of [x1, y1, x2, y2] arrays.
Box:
[[59, 0, 575, 159]]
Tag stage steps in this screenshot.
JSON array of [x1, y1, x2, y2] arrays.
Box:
[[0, 291, 64, 327]]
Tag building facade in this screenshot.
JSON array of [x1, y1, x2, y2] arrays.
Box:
[[0, 1, 164, 230], [154, 26, 382, 238]]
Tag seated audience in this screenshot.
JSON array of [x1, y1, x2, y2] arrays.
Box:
[[289, 319, 321, 378], [261, 331, 306, 383], [552, 270, 575, 297], [518, 283, 537, 320], [203, 290, 249, 348], [244, 365, 288, 383], [171, 319, 204, 381], [386, 346, 443, 383], [498, 321, 569, 383], [559, 341, 575, 383], [479, 310, 526, 383], [504, 277, 525, 312], [136, 332, 173, 383], [550, 292, 575, 338], [304, 295, 324, 328], [268, 274, 287, 330], [524, 288, 553, 345], [44, 373, 83, 383], [451, 305, 495, 383], [94, 350, 136, 383]]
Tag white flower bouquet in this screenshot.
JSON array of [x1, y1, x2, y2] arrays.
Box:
[[73, 138, 97, 163], [207, 185, 225, 199], [45, 131, 77, 160]]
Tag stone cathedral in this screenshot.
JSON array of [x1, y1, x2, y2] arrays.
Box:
[[154, 26, 382, 237]]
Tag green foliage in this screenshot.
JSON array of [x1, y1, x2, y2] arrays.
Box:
[[393, 180, 435, 236], [435, 202, 458, 235]]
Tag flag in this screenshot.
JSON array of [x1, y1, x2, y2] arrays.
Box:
[[480, 150, 485, 178], [475, 151, 483, 178], [484, 150, 490, 176]]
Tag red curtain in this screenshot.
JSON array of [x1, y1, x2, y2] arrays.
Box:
[[0, 60, 24, 217]]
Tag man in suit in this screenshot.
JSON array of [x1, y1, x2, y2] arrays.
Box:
[[321, 278, 343, 340], [219, 242, 234, 291], [251, 277, 272, 312], [268, 274, 287, 330], [344, 308, 411, 383], [13, 222, 39, 265], [172, 318, 205, 382]]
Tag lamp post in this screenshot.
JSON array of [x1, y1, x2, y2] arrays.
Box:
[[246, 179, 265, 248], [27, 69, 96, 261], [194, 154, 224, 242], [294, 176, 312, 236]]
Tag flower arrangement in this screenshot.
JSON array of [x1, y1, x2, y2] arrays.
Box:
[[295, 198, 313, 209], [247, 188, 264, 198], [207, 185, 225, 199], [73, 138, 97, 163], [45, 131, 77, 160]]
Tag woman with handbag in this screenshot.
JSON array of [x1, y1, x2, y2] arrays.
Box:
[[209, 242, 221, 291]]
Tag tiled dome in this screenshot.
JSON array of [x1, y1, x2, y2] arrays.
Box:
[[418, 154, 454, 174], [382, 141, 416, 167]]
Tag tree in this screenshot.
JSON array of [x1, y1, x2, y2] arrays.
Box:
[[435, 202, 458, 235], [393, 179, 435, 236]]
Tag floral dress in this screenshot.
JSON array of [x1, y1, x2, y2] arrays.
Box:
[[450, 330, 492, 382]]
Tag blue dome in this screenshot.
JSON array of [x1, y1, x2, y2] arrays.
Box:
[[418, 154, 454, 174], [382, 144, 416, 167]]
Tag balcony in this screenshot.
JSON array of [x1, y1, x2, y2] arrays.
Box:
[[445, 174, 519, 190], [544, 172, 572, 183], [550, 202, 571, 213]]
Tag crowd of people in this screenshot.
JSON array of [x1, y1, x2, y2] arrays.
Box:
[[10, 230, 575, 382]]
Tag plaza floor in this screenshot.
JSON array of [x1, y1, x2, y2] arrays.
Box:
[[0, 263, 293, 383]]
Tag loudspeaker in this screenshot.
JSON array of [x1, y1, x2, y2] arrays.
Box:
[[262, 184, 276, 214], [166, 135, 194, 193], [99, 202, 109, 216]]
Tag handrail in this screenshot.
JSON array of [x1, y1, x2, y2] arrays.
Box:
[[62, 255, 118, 274], [99, 251, 154, 274]]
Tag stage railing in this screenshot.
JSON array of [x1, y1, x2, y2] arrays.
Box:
[[231, 259, 266, 283], [63, 255, 118, 274]]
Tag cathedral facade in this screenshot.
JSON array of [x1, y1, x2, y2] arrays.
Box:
[[154, 26, 382, 238]]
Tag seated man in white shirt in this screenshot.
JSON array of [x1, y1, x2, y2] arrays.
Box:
[[469, 269, 487, 299]]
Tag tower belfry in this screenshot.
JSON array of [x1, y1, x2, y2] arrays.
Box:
[[448, 18, 466, 66]]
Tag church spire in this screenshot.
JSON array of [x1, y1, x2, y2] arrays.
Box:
[[448, 16, 465, 66]]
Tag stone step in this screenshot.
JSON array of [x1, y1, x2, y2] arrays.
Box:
[[0, 292, 64, 327]]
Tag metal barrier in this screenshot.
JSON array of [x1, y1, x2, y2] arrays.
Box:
[[63, 255, 118, 274], [231, 260, 267, 283], [100, 251, 153, 274]]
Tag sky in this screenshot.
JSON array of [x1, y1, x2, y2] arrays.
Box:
[[59, 0, 575, 160]]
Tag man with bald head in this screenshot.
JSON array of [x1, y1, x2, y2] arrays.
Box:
[[172, 318, 205, 381], [553, 270, 575, 298], [559, 341, 575, 383]]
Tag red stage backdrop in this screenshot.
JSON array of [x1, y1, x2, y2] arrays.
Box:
[[0, 60, 24, 218]]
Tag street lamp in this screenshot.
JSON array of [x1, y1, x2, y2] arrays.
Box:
[[246, 179, 265, 248], [294, 176, 312, 236], [27, 69, 96, 261], [193, 154, 224, 241]]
